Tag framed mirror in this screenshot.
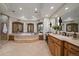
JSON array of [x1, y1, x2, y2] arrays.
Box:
[[66, 23, 78, 32]]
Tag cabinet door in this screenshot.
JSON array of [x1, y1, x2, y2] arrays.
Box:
[[48, 38, 53, 50], [50, 41, 55, 55], [68, 51, 76, 56], [48, 37, 55, 55], [48, 38, 51, 50], [64, 48, 68, 56], [54, 43, 61, 56]]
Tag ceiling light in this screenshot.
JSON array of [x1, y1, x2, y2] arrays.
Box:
[[65, 7, 69, 10], [50, 6, 54, 10], [19, 8, 22, 10], [35, 8, 37, 11]]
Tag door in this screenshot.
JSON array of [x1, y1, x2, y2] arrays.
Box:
[[27, 23, 34, 32]]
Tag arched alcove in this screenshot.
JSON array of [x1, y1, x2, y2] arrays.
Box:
[[27, 23, 34, 33], [12, 22, 23, 33]]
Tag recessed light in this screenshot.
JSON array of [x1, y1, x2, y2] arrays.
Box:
[[35, 8, 37, 11], [50, 6, 54, 10], [65, 7, 69, 10], [19, 8, 22, 10]]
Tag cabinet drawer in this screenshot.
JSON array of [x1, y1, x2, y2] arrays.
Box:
[[64, 41, 68, 48]]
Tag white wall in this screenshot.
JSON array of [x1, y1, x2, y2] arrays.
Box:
[[8, 17, 38, 34]]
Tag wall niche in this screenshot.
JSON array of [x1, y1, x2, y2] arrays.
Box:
[[12, 22, 23, 33]]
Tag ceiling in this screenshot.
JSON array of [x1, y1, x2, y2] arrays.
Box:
[[0, 3, 79, 21]]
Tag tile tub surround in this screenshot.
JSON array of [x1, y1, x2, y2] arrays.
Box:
[[49, 33, 79, 47], [0, 40, 51, 56], [9, 33, 39, 43]]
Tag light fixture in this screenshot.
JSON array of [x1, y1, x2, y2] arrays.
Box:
[[57, 17, 60, 20], [65, 7, 69, 10], [19, 8, 22, 10], [35, 8, 37, 11], [50, 6, 54, 10]]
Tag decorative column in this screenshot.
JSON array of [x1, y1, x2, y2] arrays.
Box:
[[23, 22, 27, 32], [34, 22, 37, 33]]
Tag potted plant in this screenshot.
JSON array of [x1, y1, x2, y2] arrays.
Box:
[[52, 25, 61, 34]]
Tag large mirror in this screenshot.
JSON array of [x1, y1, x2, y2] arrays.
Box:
[[37, 22, 43, 33], [66, 23, 78, 32]]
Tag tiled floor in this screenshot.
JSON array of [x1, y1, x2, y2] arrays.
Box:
[[0, 40, 51, 56]]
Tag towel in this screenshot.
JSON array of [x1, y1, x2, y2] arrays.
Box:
[[3, 24, 7, 34]]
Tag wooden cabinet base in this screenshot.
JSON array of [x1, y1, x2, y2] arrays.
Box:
[[48, 34, 79, 56], [9, 35, 14, 41], [48, 35, 64, 56]]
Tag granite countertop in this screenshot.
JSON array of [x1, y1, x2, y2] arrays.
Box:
[[49, 33, 79, 47]]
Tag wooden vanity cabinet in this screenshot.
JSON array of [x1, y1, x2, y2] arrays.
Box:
[[48, 34, 79, 56], [48, 35, 64, 56], [64, 41, 79, 56]]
